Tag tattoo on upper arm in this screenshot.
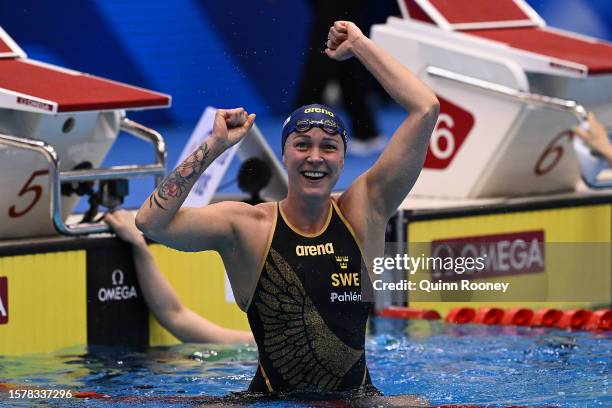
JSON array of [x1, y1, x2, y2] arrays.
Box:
[[149, 144, 211, 209]]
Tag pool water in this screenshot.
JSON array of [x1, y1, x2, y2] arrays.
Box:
[[0, 318, 609, 407]]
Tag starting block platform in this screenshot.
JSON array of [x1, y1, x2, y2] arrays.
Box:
[[372, 0, 612, 198], [0, 26, 171, 239]]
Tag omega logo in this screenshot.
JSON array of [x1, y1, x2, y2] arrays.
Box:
[[98, 268, 138, 303]]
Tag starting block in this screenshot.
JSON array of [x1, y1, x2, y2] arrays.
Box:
[[0, 27, 171, 239], [371, 0, 612, 198]]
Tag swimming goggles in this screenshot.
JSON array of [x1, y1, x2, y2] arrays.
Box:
[[293, 119, 347, 138]]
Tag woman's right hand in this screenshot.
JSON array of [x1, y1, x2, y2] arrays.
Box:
[[212, 108, 256, 150]]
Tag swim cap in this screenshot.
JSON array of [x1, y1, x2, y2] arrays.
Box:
[[281, 104, 348, 155]]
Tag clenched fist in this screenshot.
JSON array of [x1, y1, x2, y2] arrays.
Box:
[[212, 107, 256, 150], [325, 21, 365, 61]]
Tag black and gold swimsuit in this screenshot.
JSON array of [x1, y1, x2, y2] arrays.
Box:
[[246, 200, 375, 394]]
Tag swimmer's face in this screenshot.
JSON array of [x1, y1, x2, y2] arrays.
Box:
[[283, 128, 344, 197]]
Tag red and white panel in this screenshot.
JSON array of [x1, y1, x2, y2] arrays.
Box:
[[385, 17, 588, 79], [398, 0, 544, 30], [0, 26, 26, 59], [0, 58, 171, 114], [371, 20, 585, 198], [464, 26, 612, 75]]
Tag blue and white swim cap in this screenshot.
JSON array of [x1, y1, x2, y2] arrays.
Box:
[[281, 104, 348, 155]]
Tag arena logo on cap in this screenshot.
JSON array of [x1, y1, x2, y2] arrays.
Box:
[[431, 230, 545, 281], [0, 277, 8, 324], [304, 107, 334, 117]]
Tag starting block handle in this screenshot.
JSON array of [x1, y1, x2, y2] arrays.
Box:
[[119, 117, 167, 186], [0, 117, 167, 236], [59, 117, 167, 184], [426, 66, 588, 121]]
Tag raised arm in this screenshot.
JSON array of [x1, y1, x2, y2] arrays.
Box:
[[135, 108, 256, 252], [105, 211, 254, 344], [328, 21, 439, 220]]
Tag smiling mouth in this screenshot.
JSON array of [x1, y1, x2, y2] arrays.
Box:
[[301, 171, 327, 181]]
